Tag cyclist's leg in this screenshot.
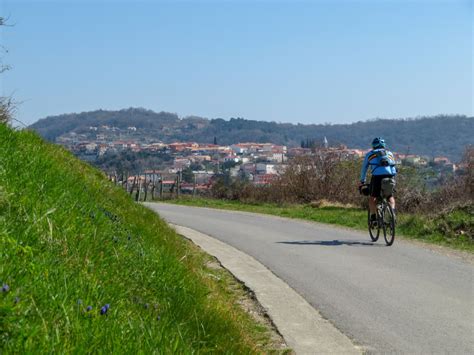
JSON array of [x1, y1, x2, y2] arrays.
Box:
[[388, 196, 395, 209], [369, 196, 377, 215], [369, 176, 381, 220], [388, 195, 396, 223], [388, 176, 396, 215]]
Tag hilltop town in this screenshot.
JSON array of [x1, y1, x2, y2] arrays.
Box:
[[55, 124, 464, 193], [31, 109, 472, 162]]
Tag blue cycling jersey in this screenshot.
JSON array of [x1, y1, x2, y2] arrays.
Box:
[[360, 148, 397, 182]]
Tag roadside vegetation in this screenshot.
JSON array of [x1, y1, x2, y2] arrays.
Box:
[[0, 124, 288, 352], [164, 197, 473, 252], [161, 147, 473, 252]]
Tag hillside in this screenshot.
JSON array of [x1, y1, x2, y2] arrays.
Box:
[[0, 124, 279, 352], [30, 108, 473, 160]]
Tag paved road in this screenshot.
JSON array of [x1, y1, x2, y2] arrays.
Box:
[[146, 203, 474, 354]]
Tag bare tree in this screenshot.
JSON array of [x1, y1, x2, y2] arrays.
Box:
[[0, 16, 14, 125]]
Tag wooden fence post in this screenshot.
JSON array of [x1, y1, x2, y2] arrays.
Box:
[[130, 176, 137, 196], [176, 173, 180, 198], [143, 173, 148, 201], [159, 178, 163, 199], [151, 173, 156, 200], [136, 176, 141, 202]]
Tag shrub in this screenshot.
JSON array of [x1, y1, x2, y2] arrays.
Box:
[[210, 146, 473, 218]]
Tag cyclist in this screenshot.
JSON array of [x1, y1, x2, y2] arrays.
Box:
[[359, 137, 397, 223]]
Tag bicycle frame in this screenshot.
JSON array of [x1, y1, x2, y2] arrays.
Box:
[[366, 190, 396, 246], [376, 197, 389, 226]]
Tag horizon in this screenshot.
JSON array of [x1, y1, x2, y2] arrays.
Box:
[[3, 0, 473, 126]]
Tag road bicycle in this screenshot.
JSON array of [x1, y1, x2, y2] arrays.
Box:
[[361, 181, 396, 246]]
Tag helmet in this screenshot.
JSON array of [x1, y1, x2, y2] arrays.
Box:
[[372, 137, 386, 149]]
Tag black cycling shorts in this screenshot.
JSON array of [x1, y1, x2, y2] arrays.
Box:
[[370, 174, 395, 198]]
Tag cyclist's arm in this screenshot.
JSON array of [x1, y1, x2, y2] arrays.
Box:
[[360, 153, 370, 183]]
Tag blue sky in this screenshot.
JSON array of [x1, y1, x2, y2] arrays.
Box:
[[2, 0, 472, 125]]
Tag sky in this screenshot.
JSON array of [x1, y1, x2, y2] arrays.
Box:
[[1, 0, 472, 126]]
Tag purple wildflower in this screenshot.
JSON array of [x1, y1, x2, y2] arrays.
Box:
[[2, 284, 9, 293], [100, 304, 110, 315], [86, 306, 92, 312], [14, 297, 20, 304], [77, 299, 83, 305]]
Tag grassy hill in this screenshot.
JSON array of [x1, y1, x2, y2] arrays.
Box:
[[30, 108, 473, 160], [0, 124, 280, 352]]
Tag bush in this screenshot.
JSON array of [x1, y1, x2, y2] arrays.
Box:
[[212, 146, 473, 219], [0, 98, 13, 125]]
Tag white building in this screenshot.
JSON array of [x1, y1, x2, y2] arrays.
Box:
[[256, 163, 277, 175], [85, 143, 98, 153], [230, 144, 248, 154]]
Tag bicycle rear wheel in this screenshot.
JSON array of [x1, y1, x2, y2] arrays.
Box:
[[368, 209, 379, 242], [382, 204, 395, 246]]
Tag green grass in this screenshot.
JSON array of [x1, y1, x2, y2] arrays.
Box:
[[163, 197, 474, 252], [0, 125, 286, 353]]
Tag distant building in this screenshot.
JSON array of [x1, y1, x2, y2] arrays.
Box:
[[111, 140, 138, 150], [223, 155, 241, 163], [98, 144, 108, 156], [270, 153, 286, 163], [433, 156, 451, 165], [85, 143, 97, 153], [192, 144, 231, 154], [190, 155, 212, 163], [169, 142, 199, 152], [173, 158, 191, 171], [256, 163, 277, 175], [402, 155, 428, 166], [241, 163, 256, 174], [271, 145, 287, 154], [230, 144, 248, 154], [288, 147, 312, 156], [144, 142, 167, 151]]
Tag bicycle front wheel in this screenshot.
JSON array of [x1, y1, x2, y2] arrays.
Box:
[[382, 204, 395, 246], [368, 209, 379, 242]]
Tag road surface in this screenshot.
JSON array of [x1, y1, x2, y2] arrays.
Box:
[[146, 203, 474, 354]]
